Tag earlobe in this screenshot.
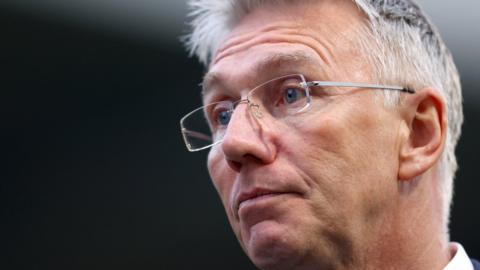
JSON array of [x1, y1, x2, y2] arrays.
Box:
[[398, 88, 446, 181]]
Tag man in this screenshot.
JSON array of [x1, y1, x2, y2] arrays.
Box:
[[179, 0, 479, 269]]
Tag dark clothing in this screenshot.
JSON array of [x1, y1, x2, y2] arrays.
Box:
[[472, 258, 480, 270]]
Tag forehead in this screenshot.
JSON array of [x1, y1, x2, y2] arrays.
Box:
[[203, 0, 369, 97]]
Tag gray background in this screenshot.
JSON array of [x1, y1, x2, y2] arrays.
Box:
[[1, 1, 479, 269]]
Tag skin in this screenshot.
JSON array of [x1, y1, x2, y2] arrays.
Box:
[[203, 0, 450, 269]]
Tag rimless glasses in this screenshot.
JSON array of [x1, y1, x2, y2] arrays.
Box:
[[180, 74, 415, 152]]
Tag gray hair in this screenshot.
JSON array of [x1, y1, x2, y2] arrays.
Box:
[[183, 0, 463, 240]]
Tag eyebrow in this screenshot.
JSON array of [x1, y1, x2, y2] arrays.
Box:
[[201, 51, 320, 97]]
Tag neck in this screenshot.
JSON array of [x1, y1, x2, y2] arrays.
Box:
[[360, 173, 451, 270]]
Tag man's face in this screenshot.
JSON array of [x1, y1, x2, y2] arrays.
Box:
[[205, 1, 405, 269]]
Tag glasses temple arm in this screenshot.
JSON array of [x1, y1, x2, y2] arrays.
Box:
[[305, 81, 415, 94]]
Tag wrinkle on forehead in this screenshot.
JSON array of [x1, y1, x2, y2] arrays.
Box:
[[214, 23, 302, 63], [212, 24, 335, 68], [210, 0, 365, 65]]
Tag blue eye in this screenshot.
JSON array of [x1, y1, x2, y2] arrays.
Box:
[[217, 110, 232, 126], [284, 88, 300, 104]]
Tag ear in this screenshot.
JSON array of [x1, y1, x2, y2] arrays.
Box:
[[398, 87, 447, 181]]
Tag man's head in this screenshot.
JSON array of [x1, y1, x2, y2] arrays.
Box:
[[182, 0, 462, 269]]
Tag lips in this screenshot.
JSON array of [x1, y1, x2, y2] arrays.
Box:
[[235, 188, 291, 212]]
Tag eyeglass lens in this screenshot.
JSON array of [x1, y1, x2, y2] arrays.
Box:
[[181, 74, 310, 151]]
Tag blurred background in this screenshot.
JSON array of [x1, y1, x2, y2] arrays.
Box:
[[1, 0, 479, 269]]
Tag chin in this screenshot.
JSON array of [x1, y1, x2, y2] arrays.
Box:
[[243, 220, 307, 270]]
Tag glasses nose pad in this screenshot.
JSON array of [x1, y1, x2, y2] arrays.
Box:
[[249, 103, 263, 118]]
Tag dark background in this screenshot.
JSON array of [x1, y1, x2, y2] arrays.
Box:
[[1, 3, 479, 270]]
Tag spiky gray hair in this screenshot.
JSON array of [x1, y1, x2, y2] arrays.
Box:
[[183, 0, 463, 240]]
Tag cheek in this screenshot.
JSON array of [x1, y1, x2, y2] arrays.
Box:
[[299, 97, 399, 174], [208, 149, 248, 249], [207, 148, 233, 204], [286, 97, 400, 221], [207, 147, 239, 222]]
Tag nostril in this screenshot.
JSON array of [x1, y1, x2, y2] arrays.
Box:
[[226, 159, 242, 172]]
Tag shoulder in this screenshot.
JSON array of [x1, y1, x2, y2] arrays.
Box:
[[472, 258, 480, 270]]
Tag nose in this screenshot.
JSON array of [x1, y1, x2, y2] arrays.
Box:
[[220, 102, 277, 172]]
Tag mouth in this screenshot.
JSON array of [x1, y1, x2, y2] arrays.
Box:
[[235, 188, 298, 212]]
